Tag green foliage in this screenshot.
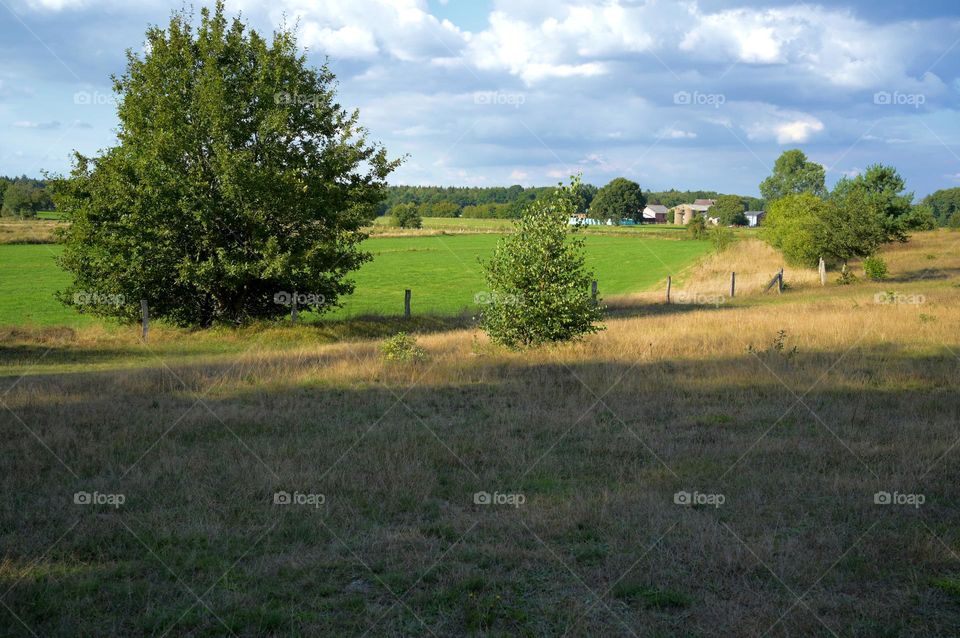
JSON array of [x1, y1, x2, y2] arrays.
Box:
[[759, 149, 827, 202], [52, 3, 399, 327], [646, 189, 764, 211], [380, 184, 557, 217], [904, 204, 937, 231], [479, 178, 604, 348], [832, 164, 916, 241], [1, 180, 51, 218], [836, 267, 858, 285], [419, 201, 460, 218], [711, 194, 748, 225], [709, 225, 735, 252], [819, 186, 888, 265], [687, 214, 708, 239], [380, 332, 427, 362], [590, 177, 646, 223], [389, 203, 423, 228], [862, 255, 888, 280], [921, 187, 960, 227], [761, 193, 829, 267], [461, 203, 515, 219]]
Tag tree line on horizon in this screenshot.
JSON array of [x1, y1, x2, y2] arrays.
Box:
[[0, 176, 54, 218]]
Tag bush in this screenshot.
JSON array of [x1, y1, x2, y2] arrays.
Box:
[[479, 178, 603, 348], [862, 255, 888, 280], [687, 214, 708, 239], [709, 225, 735, 252], [390, 203, 422, 229], [837, 267, 858, 285], [380, 332, 427, 362]]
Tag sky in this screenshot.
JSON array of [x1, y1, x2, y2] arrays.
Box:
[[1, 0, 959, 197]]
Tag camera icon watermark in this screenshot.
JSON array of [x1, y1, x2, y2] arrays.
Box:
[[874, 490, 924, 508], [873, 91, 925, 109], [473, 91, 526, 109], [673, 91, 725, 108], [74, 491, 125, 508], [473, 490, 526, 508], [674, 490, 725, 508], [273, 490, 325, 508], [274, 92, 323, 108]]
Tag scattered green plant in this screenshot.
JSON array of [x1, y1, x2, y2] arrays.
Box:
[[380, 332, 427, 362], [863, 255, 889, 280]]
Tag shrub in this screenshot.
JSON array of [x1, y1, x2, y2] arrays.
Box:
[[479, 177, 603, 348], [837, 267, 858, 285], [390, 203, 422, 229], [687, 214, 708, 239], [862, 255, 888, 280], [709, 225, 735, 252], [380, 332, 427, 362]]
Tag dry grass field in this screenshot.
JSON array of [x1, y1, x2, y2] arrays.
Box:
[[2, 231, 960, 636]]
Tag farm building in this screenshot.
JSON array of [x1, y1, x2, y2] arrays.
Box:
[[671, 202, 713, 225], [744, 211, 765, 227], [642, 204, 669, 224]]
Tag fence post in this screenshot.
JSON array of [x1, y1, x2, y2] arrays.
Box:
[[404, 289, 411, 318], [819, 257, 826, 286], [140, 299, 149, 342], [730, 272, 736, 299], [777, 269, 784, 294], [291, 292, 298, 322], [591, 280, 598, 302], [666, 276, 672, 304]]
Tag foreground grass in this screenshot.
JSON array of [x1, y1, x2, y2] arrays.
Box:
[[0, 234, 711, 326], [1, 232, 960, 636]]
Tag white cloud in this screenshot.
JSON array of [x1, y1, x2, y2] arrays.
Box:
[[509, 169, 529, 180], [744, 108, 825, 144], [13, 120, 61, 129], [660, 127, 697, 140]]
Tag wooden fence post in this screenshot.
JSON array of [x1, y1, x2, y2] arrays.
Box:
[[819, 257, 826, 286], [777, 269, 784, 294], [730, 272, 736, 298], [140, 299, 149, 342], [404, 289, 411, 318], [291, 292, 298, 322], [591, 280, 598, 302], [666, 276, 672, 304]]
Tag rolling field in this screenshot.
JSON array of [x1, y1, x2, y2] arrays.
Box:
[[1, 232, 959, 636], [0, 234, 711, 326]]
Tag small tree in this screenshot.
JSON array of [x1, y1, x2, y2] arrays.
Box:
[[759, 149, 827, 202], [1, 181, 41, 218], [390, 203, 423, 228], [480, 178, 603, 348]]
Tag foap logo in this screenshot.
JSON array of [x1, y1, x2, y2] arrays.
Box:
[[873, 91, 926, 109], [473, 91, 526, 109], [73, 90, 117, 106], [273, 490, 325, 508], [273, 291, 326, 307], [874, 491, 924, 509], [474, 291, 523, 306], [74, 491, 125, 508], [675, 292, 727, 306], [874, 292, 926, 305], [673, 90, 725, 108], [73, 291, 125, 306], [473, 491, 526, 508], [274, 92, 323, 108], [674, 490, 725, 508]]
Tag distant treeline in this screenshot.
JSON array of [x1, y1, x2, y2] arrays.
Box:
[[381, 184, 765, 219], [921, 187, 960, 227], [0, 175, 53, 218]]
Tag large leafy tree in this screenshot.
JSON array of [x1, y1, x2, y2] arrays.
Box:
[[53, 3, 399, 327], [761, 193, 832, 267], [711, 194, 748, 225], [759, 149, 826, 202], [480, 179, 603, 348], [832, 164, 926, 241], [590, 177, 646, 223]]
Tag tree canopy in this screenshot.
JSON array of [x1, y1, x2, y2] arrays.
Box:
[[711, 194, 748, 225], [590, 177, 646, 223], [53, 2, 399, 327], [759, 149, 827, 202]]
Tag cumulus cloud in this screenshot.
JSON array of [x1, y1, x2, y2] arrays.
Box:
[[13, 120, 61, 129]]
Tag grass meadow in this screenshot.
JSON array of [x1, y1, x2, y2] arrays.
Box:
[[1, 230, 959, 636], [0, 234, 711, 326]]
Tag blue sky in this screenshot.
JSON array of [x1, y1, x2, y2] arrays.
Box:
[[1, 0, 959, 197]]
